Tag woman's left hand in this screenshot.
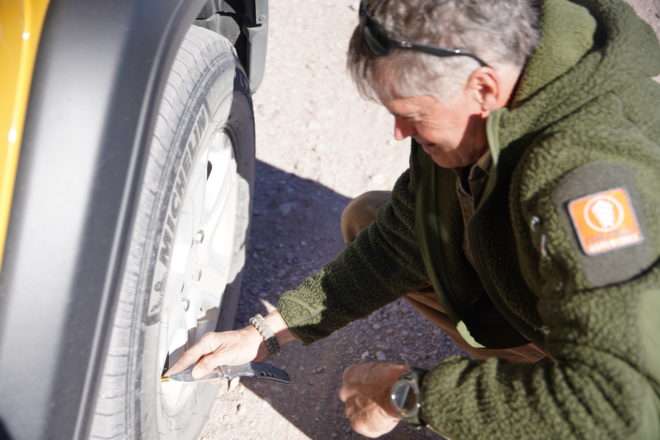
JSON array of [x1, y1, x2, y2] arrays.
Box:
[[338, 362, 410, 438]]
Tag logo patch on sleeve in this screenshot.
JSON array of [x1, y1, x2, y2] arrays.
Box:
[[568, 188, 643, 256]]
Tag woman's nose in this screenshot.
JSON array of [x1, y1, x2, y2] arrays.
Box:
[[393, 117, 415, 141]]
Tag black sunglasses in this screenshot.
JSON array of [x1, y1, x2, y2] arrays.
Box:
[[358, 2, 490, 67]]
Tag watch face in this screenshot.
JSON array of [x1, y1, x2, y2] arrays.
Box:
[[391, 380, 419, 417]]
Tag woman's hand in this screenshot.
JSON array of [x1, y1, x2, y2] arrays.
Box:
[[165, 311, 295, 380], [339, 362, 410, 438]]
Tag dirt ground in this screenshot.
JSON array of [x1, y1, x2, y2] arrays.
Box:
[[199, 1, 660, 439]]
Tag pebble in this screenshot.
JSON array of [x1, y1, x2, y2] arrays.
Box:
[[278, 202, 298, 215], [306, 120, 322, 131], [229, 377, 241, 391], [360, 350, 370, 360], [257, 102, 278, 117], [376, 351, 388, 361]]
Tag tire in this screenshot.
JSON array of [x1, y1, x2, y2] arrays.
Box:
[[90, 25, 254, 440]]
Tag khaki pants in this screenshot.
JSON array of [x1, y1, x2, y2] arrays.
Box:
[[341, 191, 548, 364]]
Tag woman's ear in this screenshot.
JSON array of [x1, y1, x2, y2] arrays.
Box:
[[467, 65, 519, 111]]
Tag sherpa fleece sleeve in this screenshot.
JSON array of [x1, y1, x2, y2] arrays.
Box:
[[421, 264, 660, 440], [420, 134, 660, 438], [276, 169, 429, 344]]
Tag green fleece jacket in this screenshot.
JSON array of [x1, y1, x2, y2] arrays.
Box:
[[277, 0, 660, 438]]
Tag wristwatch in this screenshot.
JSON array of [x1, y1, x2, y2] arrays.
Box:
[[390, 368, 428, 429]]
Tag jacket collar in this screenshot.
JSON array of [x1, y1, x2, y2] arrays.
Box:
[[487, 0, 660, 161]]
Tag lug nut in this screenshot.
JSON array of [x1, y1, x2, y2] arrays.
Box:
[[194, 230, 205, 244]]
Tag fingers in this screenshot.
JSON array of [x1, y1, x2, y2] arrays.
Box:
[[339, 363, 409, 438], [191, 351, 225, 379], [339, 362, 375, 401], [342, 394, 399, 438], [164, 333, 220, 377]]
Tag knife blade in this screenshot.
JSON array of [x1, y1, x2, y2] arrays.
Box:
[[162, 362, 291, 384]]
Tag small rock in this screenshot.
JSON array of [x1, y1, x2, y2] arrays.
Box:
[[372, 323, 382, 330], [361, 350, 370, 360], [278, 202, 298, 215], [306, 120, 322, 131], [376, 351, 388, 362], [229, 377, 241, 391], [257, 102, 278, 117], [315, 366, 325, 374]]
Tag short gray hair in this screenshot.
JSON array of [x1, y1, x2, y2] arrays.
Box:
[[347, 0, 541, 102]]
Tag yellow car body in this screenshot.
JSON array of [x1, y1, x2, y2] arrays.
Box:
[[0, 0, 50, 269]]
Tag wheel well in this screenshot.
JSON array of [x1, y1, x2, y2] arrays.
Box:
[[195, 0, 268, 92]]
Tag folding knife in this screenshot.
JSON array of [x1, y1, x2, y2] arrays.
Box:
[[162, 362, 291, 384]]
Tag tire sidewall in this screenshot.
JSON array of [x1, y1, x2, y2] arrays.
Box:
[[142, 50, 255, 437]]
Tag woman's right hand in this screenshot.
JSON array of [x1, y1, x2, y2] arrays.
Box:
[[164, 325, 265, 380], [164, 310, 296, 380]]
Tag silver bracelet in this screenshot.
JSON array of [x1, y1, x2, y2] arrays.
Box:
[[249, 313, 280, 358]]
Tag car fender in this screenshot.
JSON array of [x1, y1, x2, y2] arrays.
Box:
[[0, 0, 250, 439]]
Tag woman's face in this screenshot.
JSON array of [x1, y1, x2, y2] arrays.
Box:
[[384, 90, 489, 169]]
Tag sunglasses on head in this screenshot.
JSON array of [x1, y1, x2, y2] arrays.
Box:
[[358, 1, 490, 67]]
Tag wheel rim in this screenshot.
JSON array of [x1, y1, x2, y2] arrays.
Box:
[[158, 128, 239, 412]]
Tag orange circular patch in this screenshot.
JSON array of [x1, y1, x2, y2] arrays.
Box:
[[568, 188, 643, 255]]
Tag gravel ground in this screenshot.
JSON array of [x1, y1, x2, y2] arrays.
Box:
[[200, 1, 659, 439]]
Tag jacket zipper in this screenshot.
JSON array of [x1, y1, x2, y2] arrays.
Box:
[[465, 112, 544, 345]]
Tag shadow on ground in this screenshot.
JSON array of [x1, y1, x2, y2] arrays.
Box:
[[222, 160, 457, 440]]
